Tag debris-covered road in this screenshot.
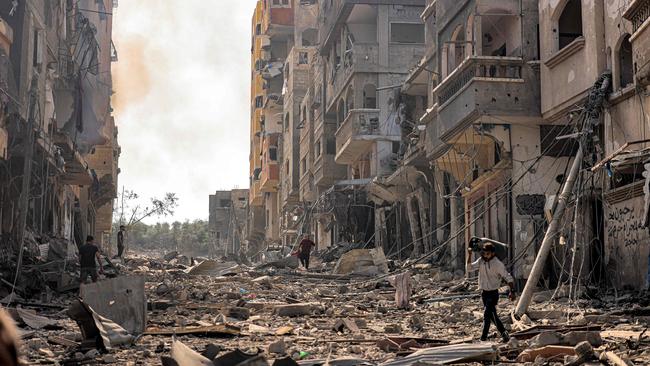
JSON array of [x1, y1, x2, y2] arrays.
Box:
[[14, 251, 650, 365]]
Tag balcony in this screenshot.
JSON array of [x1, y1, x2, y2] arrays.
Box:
[[314, 153, 346, 187], [434, 56, 539, 141], [623, 0, 650, 86], [335, 109, 399, 164], [327, 43, 380, 107], [260, 162, 279, 192], [250, 179, 263, 207]]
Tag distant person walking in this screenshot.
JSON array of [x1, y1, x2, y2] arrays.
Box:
[[79, 236, 104, 283], [116, 225, 126, 258], [466, 243, 515, 342], [298, 234, 316, 270]]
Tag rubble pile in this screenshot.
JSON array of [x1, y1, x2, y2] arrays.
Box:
[[12, 252, 650, 365]]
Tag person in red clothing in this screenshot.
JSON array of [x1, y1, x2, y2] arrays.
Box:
[[298, 234, 316, 270]]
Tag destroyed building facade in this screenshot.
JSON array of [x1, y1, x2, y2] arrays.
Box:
[[245, 0, 650, 289], [208, 189, 249, 257], [0, 0, 119, 264]]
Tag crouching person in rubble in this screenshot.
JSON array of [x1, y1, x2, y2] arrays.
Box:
[[466, 243, 515, 343]]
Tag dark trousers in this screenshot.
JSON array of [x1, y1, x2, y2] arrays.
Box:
[[80, 267, 98, 283], [299, 254, 310, 269], [117, 244, 124, 258], [481, 290, 506, 338]]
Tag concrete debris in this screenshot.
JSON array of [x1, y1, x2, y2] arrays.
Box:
[[380, 343, 498, 365], [15, 253, 650, 365], [516, 345, 576, 362], [333, 248, 389, 276], [79, 275, 147, 334]]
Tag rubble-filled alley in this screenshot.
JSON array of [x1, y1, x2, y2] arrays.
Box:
[[13, 250, 650, 365], [2, 0, 650, 365]]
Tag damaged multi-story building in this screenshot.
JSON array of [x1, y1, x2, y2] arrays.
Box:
[[246, 0, 650, 291], [0, 0, 119, 287], [209, 189, 249, 257]]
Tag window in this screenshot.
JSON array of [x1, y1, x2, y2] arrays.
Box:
[[299, 52, 309, 65], [337, 99, 346, 127], [255, 96, 263, 108], [302, 28, 318, 47], [255, 24, 261, 35], [345, 87, 354, 113], [315, 139, 322, 157], [269, 147, 278, 161], [33, 29, 43, 68], [618, 34, 633, 88], [326, 138, 336, 155], [255, 59, 265, 71], [558, 0, 582, 50], [301, 158, 306, 175], [284, 113, 290, 131], [390, 23, 425, 44], [363, 84, 376, 109], [271, 0, 290, 8], [219, 199, 231, 207]]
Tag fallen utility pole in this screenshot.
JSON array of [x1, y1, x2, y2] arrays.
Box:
[[515, 72, 611, 317]]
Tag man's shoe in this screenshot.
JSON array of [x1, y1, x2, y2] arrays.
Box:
[[501, 331, 510, 343], [479, 336, 487, 342]]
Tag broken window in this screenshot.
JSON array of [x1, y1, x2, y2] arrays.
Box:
[[390, 23, 425, 44], [299, 52, 309, 65], [302, 28, 318, 47], [363, 84, 377, 109], [618, 34, 633, 88], [255, 96, 264, 108], [558, 0, 582, 50]]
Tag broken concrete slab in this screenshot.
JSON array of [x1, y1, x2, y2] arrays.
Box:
[[517, 345, 576, 362], [79, 275, 147, 335], [332, 318, 360, 334], [15, 307, 61, 330], [273, 303, 318, 317], [144, 324, 241, 337], [333, 248, 389, 276]]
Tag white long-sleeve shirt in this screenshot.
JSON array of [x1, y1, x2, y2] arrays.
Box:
[[469, 257, 514, 291]]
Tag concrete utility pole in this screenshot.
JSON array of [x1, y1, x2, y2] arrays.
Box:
[[515, 73, 611, 317]]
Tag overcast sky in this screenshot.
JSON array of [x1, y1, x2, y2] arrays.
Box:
[[112, 1, 257, 223]]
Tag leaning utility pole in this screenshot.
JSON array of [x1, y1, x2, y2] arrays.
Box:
[[515, 73, 611, 317]]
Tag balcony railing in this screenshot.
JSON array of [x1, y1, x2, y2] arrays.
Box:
[[436, 56, 523, 107], [624, 0, 650, 33], [335, 109, 389, 164]]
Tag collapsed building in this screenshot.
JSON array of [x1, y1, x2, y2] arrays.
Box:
[[0, 1, 119, 292], [208, 189, 249, 257]]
